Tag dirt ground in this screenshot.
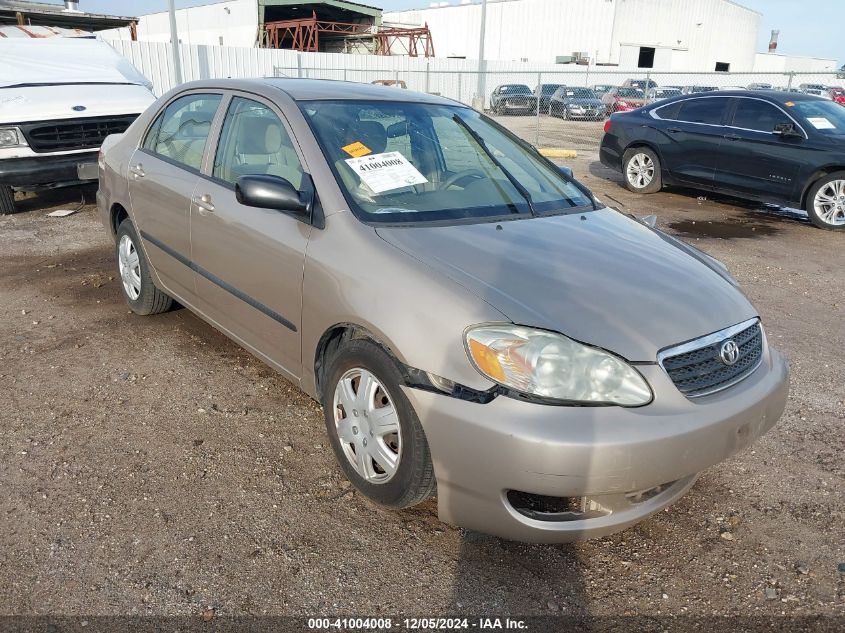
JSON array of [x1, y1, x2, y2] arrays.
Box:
[[1, 151, 843, 623]]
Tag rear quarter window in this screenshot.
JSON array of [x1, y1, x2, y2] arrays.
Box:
[[654, 101, 682, 120]]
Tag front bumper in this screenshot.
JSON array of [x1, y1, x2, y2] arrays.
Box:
[[0, 152, 99, 189], [404, 348, 788, 543]]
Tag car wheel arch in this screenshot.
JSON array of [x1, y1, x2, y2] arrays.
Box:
[[800, 166, 845, 209], [313, 322, 407, 405], [111, 203, 129, 237]]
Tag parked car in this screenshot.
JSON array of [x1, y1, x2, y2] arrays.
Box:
[[533, 83, 564, 113], [719, 86, 748, 91], [592, 84, 615, 99], [600, 90, 845, 230], [98, 78, 788, 542], [602, 87, 648, 114], [747, 83, 773, 90], [490, 84, 537, 115], [548, 87, 605, 120], [681, 85, 718, 94], [648, 87, 682, 102], [829, 87, 845, 105], [371, 79, 408, 89], [0, 36, 155, 214], [799, 83, 829, 94], [623, 78, 658, 91]]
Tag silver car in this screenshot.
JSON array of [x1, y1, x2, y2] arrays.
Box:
[[97, 79, 789, 543]]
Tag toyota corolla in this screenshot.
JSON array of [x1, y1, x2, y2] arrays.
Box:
[[97, 79, 789, 542]]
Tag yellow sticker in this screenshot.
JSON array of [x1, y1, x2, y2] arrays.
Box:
[[342, 141, 372, 157], [785, 101, 795, 107]]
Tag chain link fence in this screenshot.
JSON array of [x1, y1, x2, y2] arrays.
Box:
[[275, 66, 845, 153]]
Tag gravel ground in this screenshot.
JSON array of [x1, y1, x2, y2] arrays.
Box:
[[1, 151, 843, 623]]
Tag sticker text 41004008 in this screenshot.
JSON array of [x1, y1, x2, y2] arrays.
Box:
[[344, 151, 428, 194]]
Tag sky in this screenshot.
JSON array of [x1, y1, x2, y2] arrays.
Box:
[[68, 0, 842, 64]]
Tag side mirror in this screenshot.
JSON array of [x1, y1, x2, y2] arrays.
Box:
[[235, 174, 313, 222], [558, 165, 574, 179], [774, 122, 801, 138]]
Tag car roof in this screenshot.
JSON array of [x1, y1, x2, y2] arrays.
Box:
[[645, 89, 829, 109], [169, 78, 462, 106]]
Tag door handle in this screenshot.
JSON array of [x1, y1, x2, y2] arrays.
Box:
[[724, 133, 741, 141], [192, 193, 215, 213], [667, 127, 682, 134], [130, 163, 145, 178]]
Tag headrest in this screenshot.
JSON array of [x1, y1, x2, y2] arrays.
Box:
[[348, 120, 387, 155], [239, 116, 283, 154]]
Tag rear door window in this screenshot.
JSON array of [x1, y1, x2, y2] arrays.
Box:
[[144, 93, 222, 171], [677, 98, 729, 125]]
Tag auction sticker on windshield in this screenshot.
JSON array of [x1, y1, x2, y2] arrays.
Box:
[[807, 117, 836, 130], [344, 151, 428, 194]]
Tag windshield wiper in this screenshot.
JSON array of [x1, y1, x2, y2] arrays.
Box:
[[452, 114, 536, 215]]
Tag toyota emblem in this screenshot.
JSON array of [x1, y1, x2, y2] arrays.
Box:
[[719, 339, 740, 366]]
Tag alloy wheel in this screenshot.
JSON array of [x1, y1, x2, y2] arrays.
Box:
[[118, 234, 142, 301], [333, 368, 402, 483], [626, 153, 655, 189], [813, 179, 845, 226]]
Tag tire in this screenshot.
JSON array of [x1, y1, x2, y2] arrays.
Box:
[[0, 184, 15, 215], [804, 171, 845, 230], [622, 147, 662, 194], [321, 338, 436, 509], [115, 219, 173, 315]]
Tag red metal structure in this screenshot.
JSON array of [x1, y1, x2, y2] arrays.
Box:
[[264, 12, 434, 57], [374, 24, 434, 58]]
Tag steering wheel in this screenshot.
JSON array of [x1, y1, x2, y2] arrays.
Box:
[[439, 169, 486, 190]]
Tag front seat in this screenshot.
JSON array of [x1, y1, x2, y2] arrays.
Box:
[[230, 116, 302, 188]]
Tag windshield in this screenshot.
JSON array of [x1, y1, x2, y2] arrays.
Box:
[[301, 100, 594, 224], [789, 100, 845, 136], [566, 88, 597, 99], [540, 84, 562, 95], [618, 88, 645, 98], [500, 85, 530, 95]]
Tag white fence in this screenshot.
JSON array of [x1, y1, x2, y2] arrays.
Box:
[[106, 39, 845, 102]]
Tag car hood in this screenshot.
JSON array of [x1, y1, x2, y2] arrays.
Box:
[[0, 83, 155, 124], [375, 208, 757, 362]]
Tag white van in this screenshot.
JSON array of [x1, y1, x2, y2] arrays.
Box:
[[0, 37, 156, 214]]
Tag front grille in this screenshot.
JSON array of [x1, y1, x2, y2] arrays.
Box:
[[20, 115, 138, 153], [659, 319, 763, 398]]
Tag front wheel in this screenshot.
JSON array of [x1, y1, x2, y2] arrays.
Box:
[[0, 184, 15, 215], [805, 172, 845, 230], [322, 339, 435, 509], [622, 147, 662, 194]]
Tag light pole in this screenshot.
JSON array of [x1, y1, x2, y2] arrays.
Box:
[[475, 0, 487, 109], [168, 0, 183, 85]]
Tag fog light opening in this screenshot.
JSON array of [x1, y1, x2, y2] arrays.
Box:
[[506, 490, 612, 522]]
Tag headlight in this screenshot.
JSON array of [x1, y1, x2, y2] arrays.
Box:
[[464, 324, 652, 406], [0, 127, 26, 148]]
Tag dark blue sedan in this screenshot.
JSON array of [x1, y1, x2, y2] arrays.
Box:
[[599, 90, 845, 230]]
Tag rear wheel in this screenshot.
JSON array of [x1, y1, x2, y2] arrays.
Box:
[[115, 219, 173, 315], [805, 172, 845, 230], [622, 147, 662, 194], [322, 339, 435, 509], [0, 185, 15, 215]]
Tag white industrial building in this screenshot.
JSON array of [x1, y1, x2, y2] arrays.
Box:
[[385, 0, 763, 70]]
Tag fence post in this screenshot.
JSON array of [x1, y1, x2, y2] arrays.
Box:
[[458, 72, 463, 105], [535, 71, 541, 148], [425, 60, 430, 94], [296, 53, 302, 78]]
